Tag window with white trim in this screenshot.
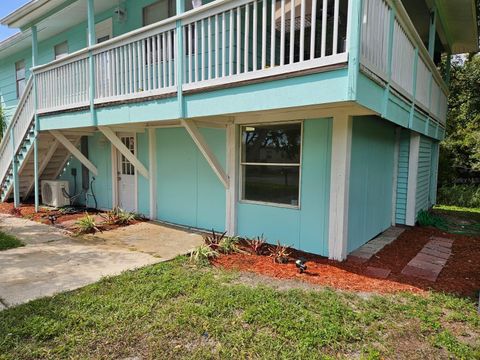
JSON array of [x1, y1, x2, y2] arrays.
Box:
[[54, 41, 69, 60], [15, 60, 26, 99], [241, 123, 302, 207]]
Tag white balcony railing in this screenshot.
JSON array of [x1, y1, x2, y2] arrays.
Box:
[[32, 0, 349, 114], [360, 0, 448, 125]]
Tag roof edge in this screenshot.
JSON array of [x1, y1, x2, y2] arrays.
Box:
[[0, 0, 51, 28]]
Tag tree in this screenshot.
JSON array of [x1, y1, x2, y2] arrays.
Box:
[[439, 54, 480, 184]]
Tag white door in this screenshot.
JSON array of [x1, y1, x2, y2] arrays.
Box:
[[117, 134, 136, 212]]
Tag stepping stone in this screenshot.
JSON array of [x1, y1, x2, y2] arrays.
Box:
[[401, 265, 439, 282], [415, 253, 447, 266], [347, 255, 369, 264], [400, 236, 453, 282], [364, 266, 391, 279], [422, 247, 451, 260]]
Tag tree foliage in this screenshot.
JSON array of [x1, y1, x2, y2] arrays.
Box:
[[0, 105, 5, 140], [439, 54, 480, 184]]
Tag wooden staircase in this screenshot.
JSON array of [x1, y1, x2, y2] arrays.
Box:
[[0, 77, 81, 203]]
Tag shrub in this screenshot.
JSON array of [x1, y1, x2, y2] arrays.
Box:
[[218, 236, 241, 254], [437, 184, 480, 208], [203, 230, 227, 251], [75, 213, 101, 234], [269, 241, 291, 264], [190, 244, 219, 265], [247, 235, 266, 255], [417, 210, 447, 229]]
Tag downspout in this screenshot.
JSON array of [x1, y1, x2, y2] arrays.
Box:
[[176, 0, 185, 119], [32, 25, 40, 212], [87, 0, 96, 126]]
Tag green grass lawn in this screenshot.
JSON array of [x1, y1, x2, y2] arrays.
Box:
[[0, 231, 23, 251], [0, 258, 478, 359], [432, 205, 480, 236]]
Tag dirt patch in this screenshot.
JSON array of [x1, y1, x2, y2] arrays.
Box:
[[213, 227, 480, 297]]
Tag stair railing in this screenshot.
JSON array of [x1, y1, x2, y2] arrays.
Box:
[[0, 77, 35, 187]]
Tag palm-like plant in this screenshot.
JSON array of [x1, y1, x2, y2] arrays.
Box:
[[0, 104, 6, 140]]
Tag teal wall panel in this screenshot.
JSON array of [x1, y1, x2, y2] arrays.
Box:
[[386, 95, 410, 127], [348, 116, 395, 253], [156, 127, 226, 231], [415, 135, 433, 214], [395, 129, 410, 224], [185, 70, 349, 117], [57, 155, 86, 206], [136, 131, 150, 216], [87, 132, 113, 210], [237, 118, 332, 256]]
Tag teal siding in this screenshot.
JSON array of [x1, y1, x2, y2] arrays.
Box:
[[58, 156, 85, 206], [237, 118, 332, 256], [136, 131, 150, 217], [415, 135, 433, 213], [87, 133, 113, 210], [348, 116, 395, 253], [395, 130, 410, 224], [156, 127, 226, 231], [429, 142, 439, 206]]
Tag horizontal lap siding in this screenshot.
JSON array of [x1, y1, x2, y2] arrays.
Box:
[[395, 130, 410, 224], [415, 135, 432, 214]]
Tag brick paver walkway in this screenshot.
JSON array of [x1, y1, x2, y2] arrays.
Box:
[[401, 236, 453, 282]]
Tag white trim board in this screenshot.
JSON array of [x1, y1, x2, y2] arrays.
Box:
[[406, 132, 420, 226], [328, 113, 352, 261]]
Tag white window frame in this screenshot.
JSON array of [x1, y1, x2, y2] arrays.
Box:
[[239, 120, 303, 209], [15, 60, 26, 99], [54, 41, 69, 60]]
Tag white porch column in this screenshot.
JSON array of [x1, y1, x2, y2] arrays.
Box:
[[406, 132, 420, 226], [225, 123, 238, 236], [328, 113, 352, 261]]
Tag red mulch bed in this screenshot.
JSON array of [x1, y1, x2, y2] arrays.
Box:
[[213, 227, 480, 298], [0, 202, 142, 232]]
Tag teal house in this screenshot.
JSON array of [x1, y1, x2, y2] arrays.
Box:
[[0, 0, 477, 260]]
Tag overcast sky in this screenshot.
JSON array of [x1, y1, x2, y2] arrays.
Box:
[[0, 0, 31, 42]]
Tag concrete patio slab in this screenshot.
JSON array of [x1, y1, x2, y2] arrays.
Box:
[[0, 215, 204, 309]]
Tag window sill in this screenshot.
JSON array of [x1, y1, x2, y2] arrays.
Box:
[[239, 199, 301, 210]]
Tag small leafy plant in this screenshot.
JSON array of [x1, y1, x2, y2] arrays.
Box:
[[417, 210, 447, 229], [101, 207, 139, 226], [203, 229, 227, 251], [269, 241, 291, 264], [218, 236, 241, 254], [190, 244, 219, 265], [75, 213, 101, 234], [247, 235, 266, 255]]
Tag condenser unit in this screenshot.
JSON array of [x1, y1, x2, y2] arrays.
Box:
[[41, 180, 70, 208]]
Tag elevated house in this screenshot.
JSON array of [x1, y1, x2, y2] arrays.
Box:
[[0, 0, 477, 260]]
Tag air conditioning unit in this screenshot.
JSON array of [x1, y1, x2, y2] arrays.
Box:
[[41, 180, 70, 208]]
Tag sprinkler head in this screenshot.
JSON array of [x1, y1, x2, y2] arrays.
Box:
[[295, 258, 307, 274]]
